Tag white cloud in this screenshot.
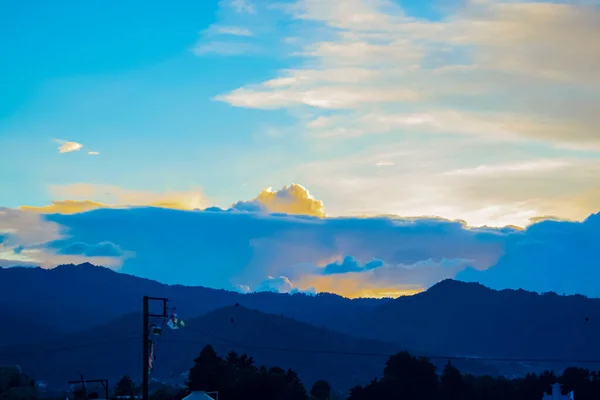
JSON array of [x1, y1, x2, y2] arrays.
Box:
[[215, 86, 421, 109], [192, 41, 258, 56], [213, 0, 600, 149], [226, 0, 255, 14], [0, 207, 61, 246], [53, 139, 83, 153], [88, 151, 99, 156], [207, 25, 254, 37], [291, 139, 600, 227], [443, 160, 572, 176]]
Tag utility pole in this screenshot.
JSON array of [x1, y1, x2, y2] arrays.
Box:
[[68, 375, 108, 400], [142, 296, 168, 400]]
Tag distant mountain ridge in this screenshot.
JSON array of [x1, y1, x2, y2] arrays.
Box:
[[0, 263, 386, 334], [0, 303, 497, 391], [3, 263, 600, 389], [359, 278, 600, 361]]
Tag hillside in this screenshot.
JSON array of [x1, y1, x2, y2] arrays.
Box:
[[0, 263, 386, 337], [0, 305, 411, 392], [361, 279, 600, 363], [3, 264, 600, 382], [0, 307, 62, 346]]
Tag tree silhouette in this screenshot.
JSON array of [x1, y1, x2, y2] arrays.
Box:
[[441, 361, 466, 400], [184, 345, 309, 400], [346, 350, 600, 400], [114, 375, 137, 398], [286, 369, 308, 400], [186, 345, 226, 392], [310, 380, 331, 400]]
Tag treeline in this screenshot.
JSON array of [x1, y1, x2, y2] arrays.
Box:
[[349, 351, 600, 400], [179, 346, 600, 400], [0, 366, 38, 400], [185, 345, 312, 400], [40, 346, 600, 400]]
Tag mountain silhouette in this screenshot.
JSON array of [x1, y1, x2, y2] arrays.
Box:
[[0, 305, 409, 392], [0, 263, 385, 335], [361, 279, 600, 362], [3, 264, 600, 389]]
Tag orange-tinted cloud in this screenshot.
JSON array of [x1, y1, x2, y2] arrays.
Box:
[[20, 200, 107, 214], [294, 274, 423, 299], [234, 183, 326, 217], [19, 184, 209, 214]]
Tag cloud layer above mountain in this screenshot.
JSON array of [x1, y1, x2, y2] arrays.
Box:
[[1, 184, 599, 298]]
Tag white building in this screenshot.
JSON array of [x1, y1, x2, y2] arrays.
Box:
[[543, 383, 574, 400], [182, 391, 217, 400]]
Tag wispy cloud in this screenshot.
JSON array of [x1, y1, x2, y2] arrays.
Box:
[[88, 151, 99, 156], [53, 139, 83, 153], [192, 41, 258, 56], [207, 25, 254, 37], [225, 0, 255, 14], [213, 0, 600, 149], [19, 184, 208, 214], [443, 160, 572, 177], [292, 140, 600, 227]]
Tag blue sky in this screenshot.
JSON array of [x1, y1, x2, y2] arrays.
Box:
[[2, 0, 599, 226], [1, 0, 599, 297]]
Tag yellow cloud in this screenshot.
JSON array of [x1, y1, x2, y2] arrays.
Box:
[[254, 183, 326, 217], [53, 139, 83, 153], [18, 183, 209, 215], [20, 200, 107, 214]]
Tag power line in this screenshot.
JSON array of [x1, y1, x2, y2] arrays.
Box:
[[163, 337, 600, 365], [180, 325, 355, 381], [2, 329, 600, 367]]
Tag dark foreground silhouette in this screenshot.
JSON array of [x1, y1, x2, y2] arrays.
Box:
[[6, 346, 600, 400]]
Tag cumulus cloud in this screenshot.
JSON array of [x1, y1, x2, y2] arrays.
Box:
[[254, 275, 316, 295], [232, 184, 326, 217], [53, 139, 83, 153], [6, 182, 600, 298], [22, 183, 325, 218], [321, 255, 384, 275], [457, 212, 600, 296], [18, 207, 506, 296]]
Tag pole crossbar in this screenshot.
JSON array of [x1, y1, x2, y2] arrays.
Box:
[[142, 296, 169, 400]]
